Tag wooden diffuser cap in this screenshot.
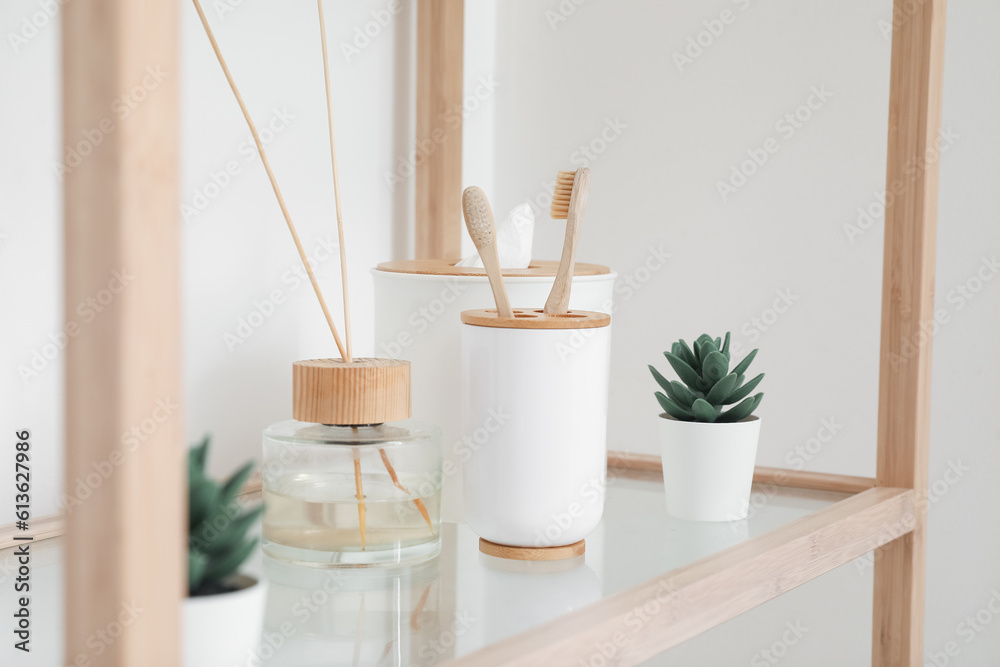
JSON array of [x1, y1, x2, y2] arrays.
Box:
[[293, 358, 411, 425]]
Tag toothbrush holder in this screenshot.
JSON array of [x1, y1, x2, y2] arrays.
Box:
[[460, 308, 612, 558]]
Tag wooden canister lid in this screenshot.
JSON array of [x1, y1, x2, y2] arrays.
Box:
[[293, 358, 410, 425], [460, 308, 611, 330], [375, 259, 611, 278]]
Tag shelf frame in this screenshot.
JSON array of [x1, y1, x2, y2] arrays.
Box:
[[416, 1, 947, 664], [56, 0, 945, 664]]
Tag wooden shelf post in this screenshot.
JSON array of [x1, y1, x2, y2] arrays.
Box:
[[62, 1, 183, 664], [873, 1, 947, 665], [416, 0, 464, 259]]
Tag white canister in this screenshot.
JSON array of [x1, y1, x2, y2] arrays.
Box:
[[373, 260, 616, 522], [460, 308, 612, 548]]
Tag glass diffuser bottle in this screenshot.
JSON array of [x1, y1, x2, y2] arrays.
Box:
[[262, 358, 443, 567]]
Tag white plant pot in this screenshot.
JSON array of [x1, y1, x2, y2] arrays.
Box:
[[183, 574, 267, 667], [658, 415, 761, 522], [461, 312, 612, 548]]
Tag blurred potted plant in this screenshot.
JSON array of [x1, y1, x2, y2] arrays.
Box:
[[184, 437, 265, 667], [649, 333, 764, 521]]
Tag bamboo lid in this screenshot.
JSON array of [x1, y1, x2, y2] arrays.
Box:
[[293, 358, 410, 425], [460, 308, 611, 330], [375, 259, 610, 278]]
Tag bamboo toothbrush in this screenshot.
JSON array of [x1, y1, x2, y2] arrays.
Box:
[[544, 168, 592, 314], [463, 186, 514, 318], [315, 1, 433, 538]]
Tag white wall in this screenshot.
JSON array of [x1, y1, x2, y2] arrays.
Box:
[[2, 0, 998, 664], [488, 0, 999, 664]]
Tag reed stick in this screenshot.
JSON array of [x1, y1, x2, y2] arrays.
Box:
[[317, 0, 353, 362], [353, 450, 366, 550], [191, 0, 348, 360], [379, 448, 434, 532]]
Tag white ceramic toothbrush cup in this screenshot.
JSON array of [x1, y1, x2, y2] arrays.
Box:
[[461, 309, 611, 548]]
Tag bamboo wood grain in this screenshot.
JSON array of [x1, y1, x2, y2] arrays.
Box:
[[375, 259, 611, 277], [416, 0, 464, 259], [317, 0, 352, 361], [446, 488, 915, 666], [460, 308, 610, 330], [0, 515, 65, 551], [873, 2, 947, 664], [292, 358, 411, 425], [606, 451, 877, 495], [192, 0, 348, 361], [479, 538, 585, 562], [545, 169, 592, 314], [63, 0, 183, 662]]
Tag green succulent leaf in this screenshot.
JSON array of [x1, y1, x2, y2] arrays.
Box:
[[706, 373, 739, 405], [731, 348, 758, 377], [649, 364, 673, 393], [202, 537, 259, 587], [721, 332, 731, 360], [669, 380, 698, 408], [656, 392, 693, 420], [717, 393, 763, 423], [676, 340, 698, 369], [663, 352, 706, 391], [220, 461, 255, 507], [724, 373, 764, 405], [199, 505, 264, 557], [188, 550, 208, 595], [189, 478, 220, 530], [690, 398, 718, 423], [701, 350, 729, 383]]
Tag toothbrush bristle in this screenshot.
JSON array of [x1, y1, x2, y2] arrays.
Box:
[[550, 170, 576, 219], [462, 186, 494, 246]]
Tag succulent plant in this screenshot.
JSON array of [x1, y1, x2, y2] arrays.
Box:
[[188, 436, 263, 596], [649, 333, 764, 423]]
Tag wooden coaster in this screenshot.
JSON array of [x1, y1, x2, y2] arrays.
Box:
[[479, 538, 585, 561]]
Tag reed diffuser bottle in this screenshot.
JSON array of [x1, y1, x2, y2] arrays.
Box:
[[263, 358, 443, 567]]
